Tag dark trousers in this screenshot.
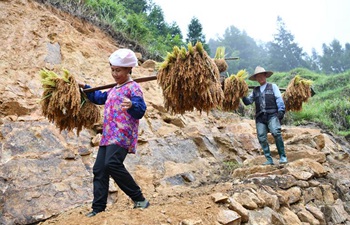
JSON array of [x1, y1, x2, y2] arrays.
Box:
[[92, 144, 144, 212]]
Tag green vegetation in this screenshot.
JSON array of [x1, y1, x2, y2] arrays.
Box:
[[84, 0, 177, 58], [39, 0, 209, 61], [221, 160, 241, 176]]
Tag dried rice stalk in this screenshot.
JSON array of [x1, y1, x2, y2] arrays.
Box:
[[214, 47, 228, 73], [157, 42, 224, 114], [75, 91, 101, 134], [283, 75, 313, 111], [222, 70, 249, 111], [39, 68, 101, 135]]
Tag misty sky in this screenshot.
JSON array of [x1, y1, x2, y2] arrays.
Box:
[[152, 0, 350, 55]]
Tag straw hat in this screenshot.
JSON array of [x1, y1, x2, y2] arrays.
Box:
[[248, 66, 273, 81]]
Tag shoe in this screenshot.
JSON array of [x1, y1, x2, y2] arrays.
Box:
[[262, 161, 274, 165], [133, 199, 150, 209], [279, 157, 288, 164], [86, 211, 99, 217]]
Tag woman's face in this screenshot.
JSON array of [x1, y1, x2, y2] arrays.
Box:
[[110, 66, 132, 84]]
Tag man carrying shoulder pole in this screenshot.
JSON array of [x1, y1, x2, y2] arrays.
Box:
[[242, 66, 288, 165]]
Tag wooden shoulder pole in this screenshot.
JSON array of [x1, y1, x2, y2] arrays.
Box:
[[83, 74, 288, 93], [83, 75, 158, 93]]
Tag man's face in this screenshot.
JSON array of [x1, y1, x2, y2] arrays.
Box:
[[255, 73, 267, 85]]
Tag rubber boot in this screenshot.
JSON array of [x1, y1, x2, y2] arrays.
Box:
[[275, 136, 287, 164], [261, 143, 274, 165]]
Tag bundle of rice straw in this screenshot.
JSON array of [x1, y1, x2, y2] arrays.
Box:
[[157, 42, 224, 114], [222, 70, 249, 111], [213, 47, 228, 73], [40, 68, 101, 135], [283, 75, 313, 111]]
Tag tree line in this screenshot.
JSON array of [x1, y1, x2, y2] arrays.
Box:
[[43, 0, 349, 75], [208, 16, 350, 75]]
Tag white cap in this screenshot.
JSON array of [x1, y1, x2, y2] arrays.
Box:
[[109, 49, 138, 67]]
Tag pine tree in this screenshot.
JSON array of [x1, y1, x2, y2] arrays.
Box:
[[268, 16, 306, 71], [319, 39, 347, 74], [147, 4, 167, 36], [120, 0, 148, 14], [186, 17, 210, 53]]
